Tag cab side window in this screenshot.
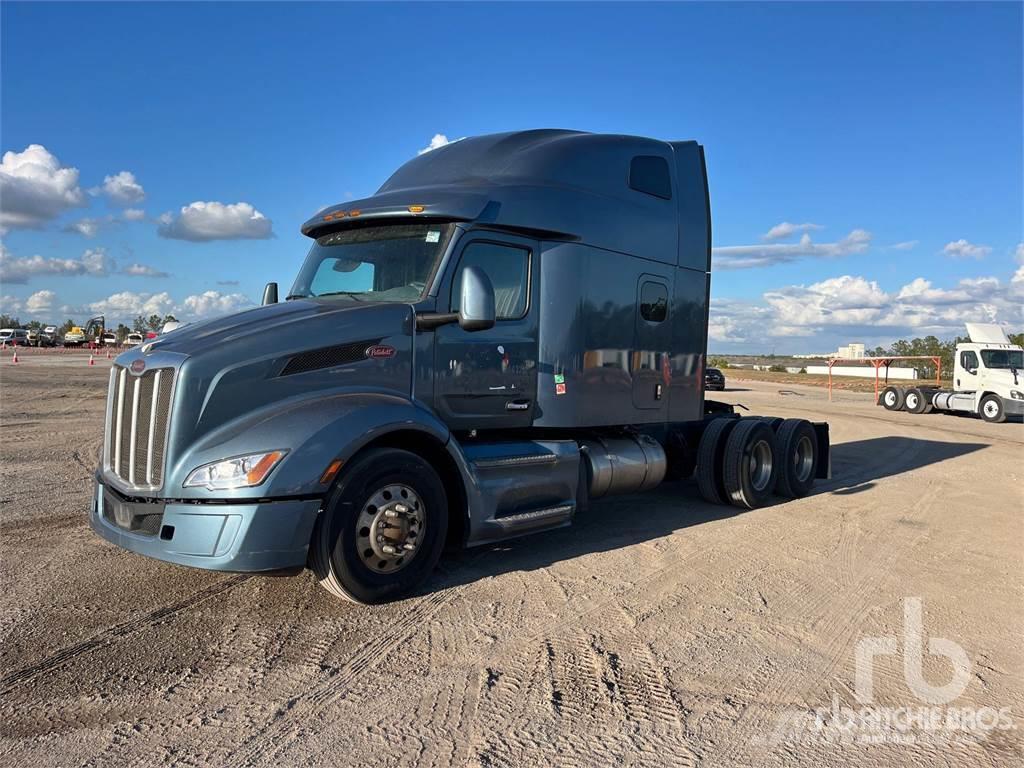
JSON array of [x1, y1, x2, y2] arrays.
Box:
[[961, 350, 979, 371], [451, 242, 530, 320]]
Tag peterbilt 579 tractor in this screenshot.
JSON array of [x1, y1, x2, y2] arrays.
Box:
[[91, 130, 830, 603]]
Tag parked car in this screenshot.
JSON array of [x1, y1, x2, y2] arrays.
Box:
[[705, 367, 726, 391], [0, 328, 30, 347], [102, 332, 118, 347], [39, 326, 59, 347], [124, 332, 144, 348], [26, 328, 39, 346], [64, 326, 86, 346]]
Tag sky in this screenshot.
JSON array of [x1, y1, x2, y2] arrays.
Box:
[[1, 1, 1021, 353]]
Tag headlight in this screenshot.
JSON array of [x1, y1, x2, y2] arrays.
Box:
[[183, 451, 287, 491], [1011, 390, 1024, 400]]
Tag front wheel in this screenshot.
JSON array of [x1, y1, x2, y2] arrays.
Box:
[[310, 447, 448, 604], [979, 395, 1006, 424]]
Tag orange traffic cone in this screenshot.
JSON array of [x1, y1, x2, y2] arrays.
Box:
[[11, 350, 18, 364], [106, 349, 111, 359], [89, 354, 95, 366]]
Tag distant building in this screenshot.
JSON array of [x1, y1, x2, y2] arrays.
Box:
[[834, 342, 866, 359]]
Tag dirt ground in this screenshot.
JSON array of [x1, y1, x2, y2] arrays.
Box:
[[1, 359, 1022, 767]]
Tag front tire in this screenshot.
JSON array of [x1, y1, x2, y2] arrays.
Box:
[[311, 448, 448, 604], [979, 394, 1006, 424]]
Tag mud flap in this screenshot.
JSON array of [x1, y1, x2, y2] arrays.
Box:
[[812, 422, 831, 479]]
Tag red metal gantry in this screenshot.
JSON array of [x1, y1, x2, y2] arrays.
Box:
[[826, 355, 943, 402]]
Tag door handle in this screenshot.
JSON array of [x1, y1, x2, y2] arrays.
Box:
[[505, 399, 531, 411]]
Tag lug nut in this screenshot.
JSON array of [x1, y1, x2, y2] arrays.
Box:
[[394, 503, 409, 514], [402, 543, 416, 551], [384, 509, 399, 519], [381, 544, 398, 555]]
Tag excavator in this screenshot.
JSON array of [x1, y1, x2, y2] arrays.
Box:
[[63, 315, 105, 348]]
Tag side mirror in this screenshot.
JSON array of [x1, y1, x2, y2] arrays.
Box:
[[262, 282, 279, 306], [458, 265, 495, 332]]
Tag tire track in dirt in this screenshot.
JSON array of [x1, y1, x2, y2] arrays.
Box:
[[223, 588, 457, 768], [0, 574, 252, 695], [711, 482, 943, 764]]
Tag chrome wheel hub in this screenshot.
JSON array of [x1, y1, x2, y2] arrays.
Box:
[[748, 439, 774, 492], [356, 484, 424, 574], [793, 435, 814, 482], [983, 401, 998, 417]]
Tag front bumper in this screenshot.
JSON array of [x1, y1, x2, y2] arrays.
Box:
[[90, 479, 322, 572], [1004, 398, 1024, 418]]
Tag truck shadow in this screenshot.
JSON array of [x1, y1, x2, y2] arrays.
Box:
[[433, 436, 986, 591]]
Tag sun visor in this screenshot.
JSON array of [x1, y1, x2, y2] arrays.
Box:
[[301, 189, 490, 237]]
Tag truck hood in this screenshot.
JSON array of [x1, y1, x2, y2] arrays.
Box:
[[123, 299, 418, 462]]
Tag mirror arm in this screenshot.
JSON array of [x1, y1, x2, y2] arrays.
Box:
[[415, 312, 459, 330]]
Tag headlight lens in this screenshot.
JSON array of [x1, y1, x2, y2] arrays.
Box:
[[183, 451, 287, 490], [1011, 390, 1024, 400]]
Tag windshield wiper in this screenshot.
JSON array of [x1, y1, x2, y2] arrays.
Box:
[[315, 291, 366, 301]]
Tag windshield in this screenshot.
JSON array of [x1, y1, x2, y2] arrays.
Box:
[[981, 349, 1023, 369], [289, 223, 455, 302]]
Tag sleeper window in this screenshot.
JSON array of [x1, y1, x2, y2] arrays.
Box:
[[639, 282, 668, 323], [451, 242, 529, 320]]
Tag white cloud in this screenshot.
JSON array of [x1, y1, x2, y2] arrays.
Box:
[[95, 171, 145, 205], [0, 144, 85, 231], [1015, 242, 1024, 264], [943, 239, 991, 260], [0, 246, 112, 283], [418, 133, 464, 155], [25, 289, 56, 313], [762, 221, 823, 241], [713, 229, 871, 270], [122, 208, 146, 221], [157, 201, 273, 242], [65, 217, 104, 238], [122, 263, 169, 278], [0, 295, 24, 316], [711, 271, 1022, 352], [88, 290, 175, 319], [182, 290, 251, 318], [888, 240, 919, 251]]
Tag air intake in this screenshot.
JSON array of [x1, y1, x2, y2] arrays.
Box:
[[280, 339, 381, 376]]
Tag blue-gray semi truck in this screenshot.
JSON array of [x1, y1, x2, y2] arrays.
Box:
[[91, 130, 829, 603]]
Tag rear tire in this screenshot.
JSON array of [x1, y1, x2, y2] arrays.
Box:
[[696, 418, 737, 505], [880, 386, 904, 411], [759, 416, 784, 432], [723, 419, 778, 509], [905, 388, 928, 414], [774, 419, 818, 499], [311, 447, 448, 604], [979, 394, 1006, 424]]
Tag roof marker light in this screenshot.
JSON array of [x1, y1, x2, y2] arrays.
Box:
[[348, 210, 361, 217], [408, 205, 425, 213]]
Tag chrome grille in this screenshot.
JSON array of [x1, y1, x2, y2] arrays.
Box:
[[105, 364, 175, 489]]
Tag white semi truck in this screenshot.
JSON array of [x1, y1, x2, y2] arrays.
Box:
[[879, 323, 1023, 423]]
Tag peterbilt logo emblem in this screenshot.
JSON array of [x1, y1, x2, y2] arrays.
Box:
[[130, 359, 146, 374], [365, 345, 396, 359]]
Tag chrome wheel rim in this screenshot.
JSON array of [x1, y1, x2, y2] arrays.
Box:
[[793, 435, 814, 483], [356, 484, 424, 574], [748, 439, 774, 492]]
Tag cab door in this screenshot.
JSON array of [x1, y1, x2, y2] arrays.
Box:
[[433, 234, 538, 431], [632, 275, 672, 414]]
